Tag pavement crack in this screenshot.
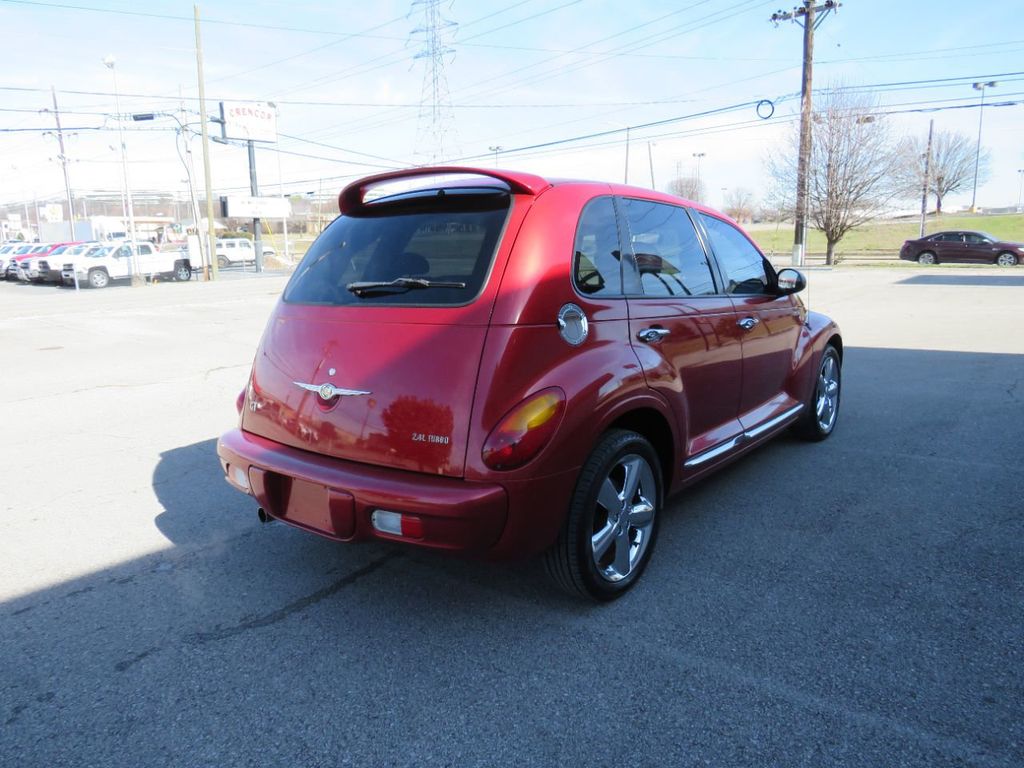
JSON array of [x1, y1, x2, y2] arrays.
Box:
[[114, 646, 161, 672], [190, 551, 401, 645]]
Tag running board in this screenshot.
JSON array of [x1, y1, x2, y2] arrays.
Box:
[[683, 404, 804, 469]]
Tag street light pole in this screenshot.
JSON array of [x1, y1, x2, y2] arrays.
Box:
[[103, 55, 140, 284], [1017, 169, 1024, 212], [692, 152, 706, 201], [488, 145, 502, 168], [970, 80, 996, 213]]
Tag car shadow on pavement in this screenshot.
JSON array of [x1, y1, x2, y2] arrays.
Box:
[[150, 437, 570, 606], [897, 274, 1024, 287]]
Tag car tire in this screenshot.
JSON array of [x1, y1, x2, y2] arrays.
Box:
[[217, 255, 229, 269], [793, 345, 841, 442], [995, 252, 1019, 267], [174, 261, 192, 281], [544, 429, 662, 602], [88, 268, 109, 289], [917, 251, 937, 265]]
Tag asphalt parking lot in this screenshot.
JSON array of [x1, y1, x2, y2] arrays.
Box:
[[1, 268, 1022, 767]]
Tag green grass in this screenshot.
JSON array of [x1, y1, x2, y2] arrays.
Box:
[[747, 212, 1024, 257]]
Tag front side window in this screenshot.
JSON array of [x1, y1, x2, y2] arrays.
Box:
[[573, 197, 623, 296], [698, 213, 771, 295], [620, 198, 716, 297], [284, 188, 510, 307]]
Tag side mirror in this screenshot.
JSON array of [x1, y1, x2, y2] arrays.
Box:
[[776, 268, 806, 295]]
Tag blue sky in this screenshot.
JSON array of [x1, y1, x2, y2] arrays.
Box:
[[1, 0, 1022, 212]]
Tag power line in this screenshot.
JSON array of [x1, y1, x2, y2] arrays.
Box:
[[0, 0, 412, 40]]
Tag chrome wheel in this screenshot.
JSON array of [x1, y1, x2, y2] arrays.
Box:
[[175, 263, 192, 281], [590, 454, 657, 583], [88, 269, 109, 289], [996, 252, 1018, 267], [815, 353, 840, 433], [917, 252, 936, 265]]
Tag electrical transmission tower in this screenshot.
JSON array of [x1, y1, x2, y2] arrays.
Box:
[[410, 0, 458, 163], [771, 1, 840, 266]]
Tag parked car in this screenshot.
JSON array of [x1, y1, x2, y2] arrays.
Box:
[[8, 243, 50, 280], [38, 242, 99, 283], [17, 242, 80, 282], [899, 231, 1023, 266], [217, 167, 843, 601], [61, 241, 193, 288], [214, 237, 275, 269]]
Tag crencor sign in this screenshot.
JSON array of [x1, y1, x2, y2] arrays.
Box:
[[221, 195, 291, 219], [219, 101, 278, 143]]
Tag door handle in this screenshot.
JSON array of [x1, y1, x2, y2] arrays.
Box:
[[637, 327, 670, 343], [737, 317, 759, 331]]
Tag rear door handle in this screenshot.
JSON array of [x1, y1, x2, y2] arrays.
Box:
[[738, 317, 759, 331], [637, 327, 670, 343]]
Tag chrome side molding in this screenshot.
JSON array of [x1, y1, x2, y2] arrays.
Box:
[[683, 404, 804, 469]]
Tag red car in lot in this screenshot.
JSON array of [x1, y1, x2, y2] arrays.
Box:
[[899, 230, 1023, 266], [218, 167, 843, 600]]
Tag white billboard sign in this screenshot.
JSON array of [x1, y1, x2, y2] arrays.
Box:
[[224, 195, 291, 219], [6, 213, 21, 227], [220, 101, 278, 143]]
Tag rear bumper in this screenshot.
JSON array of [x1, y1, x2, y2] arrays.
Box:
[[217, 428, 511, 554]]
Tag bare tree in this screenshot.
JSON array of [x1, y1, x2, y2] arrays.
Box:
[[724, 188, 756, 222], [667, 175, 704, 202], [896, 130, 988, 214], [768, 88, 899, 265]]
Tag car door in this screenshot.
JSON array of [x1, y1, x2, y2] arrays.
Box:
[[696, 212, 804, 429], [111, 245, 133, 279], [941, 232, 971, 263], [620, 197, 745, 461], [963, 233, 994, 263], [136, 243, 156, 273]]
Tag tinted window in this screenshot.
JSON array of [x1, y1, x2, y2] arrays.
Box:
[[573, 197, 623, 296], [964, 233, 990, 244], [698, 213, 770, 295], [284, 189, 509, 307], [620, 198, 716, 297]]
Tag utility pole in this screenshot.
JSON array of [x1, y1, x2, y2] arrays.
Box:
[[248, 140, 263, 273], [1017, 169, 1024, 212], [771, 1, 840, 266], [195, 4, 218, 280], [919, 119, 933, 238], [647, 141, 656, 189], [47, 86, 77, 240], [624, 127, 631, 184]]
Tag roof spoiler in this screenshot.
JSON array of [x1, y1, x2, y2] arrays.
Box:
[[338, 166, 551, 214]]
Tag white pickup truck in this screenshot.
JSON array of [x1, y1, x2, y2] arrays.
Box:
[[61, 242, 193, 288], [215, 238, 275, 269]]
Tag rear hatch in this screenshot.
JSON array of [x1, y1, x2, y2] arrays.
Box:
[[242, 181, 524, 478]]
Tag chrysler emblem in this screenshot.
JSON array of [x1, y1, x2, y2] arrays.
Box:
[[293, 381, 371, 398]]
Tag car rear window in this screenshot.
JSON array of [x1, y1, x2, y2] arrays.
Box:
[[284, 188, 510, 307]]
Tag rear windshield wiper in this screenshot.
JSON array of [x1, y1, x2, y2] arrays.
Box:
[[346, 276, 467, 296]]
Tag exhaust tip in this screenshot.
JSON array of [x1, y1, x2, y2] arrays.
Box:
[[257, 507, 273, 524]]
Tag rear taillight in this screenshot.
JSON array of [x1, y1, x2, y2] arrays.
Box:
[[371, 509, 424, 539], [482, 388, 565, 470], [235, 387, 246, 414]]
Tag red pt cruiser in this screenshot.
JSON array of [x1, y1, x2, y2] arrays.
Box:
[[218, 167, 842, 600]]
